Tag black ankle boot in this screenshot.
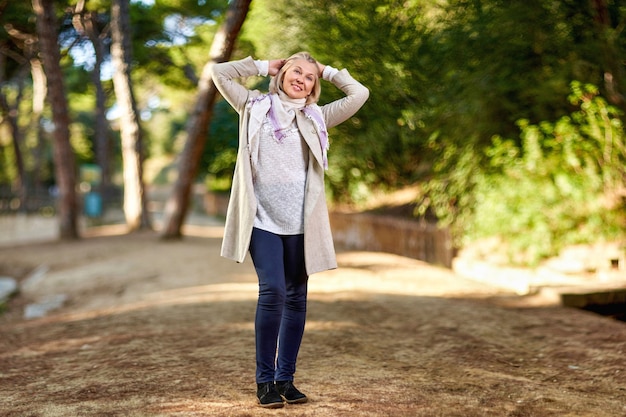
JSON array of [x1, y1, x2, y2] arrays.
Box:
[[256, 382, 284, 408], [275, 380, 308, 404]]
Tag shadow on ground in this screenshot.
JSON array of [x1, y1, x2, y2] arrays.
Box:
[[0, 225, 625, 416]]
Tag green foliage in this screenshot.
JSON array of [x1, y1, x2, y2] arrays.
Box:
[[243, 0, 434, 202], [203, 99, 239, 191], [221, 1, 626, 264], [241, 0, 626, 207], [2, 0, 626, 264], [463, 83, 626, 265]]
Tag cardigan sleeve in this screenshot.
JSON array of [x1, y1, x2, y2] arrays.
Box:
[[211, 56, 261, 114], [319, 69, 369, 129], [322, 65, 340, 81]]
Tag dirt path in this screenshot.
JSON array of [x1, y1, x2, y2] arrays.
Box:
[[1, 223, 625, 416]]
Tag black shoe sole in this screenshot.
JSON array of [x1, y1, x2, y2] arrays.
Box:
[[281, 395, 308, 404], [256, 398, 285, 408], [257, 399, 284, 409]]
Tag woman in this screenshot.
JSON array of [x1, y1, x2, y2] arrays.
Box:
[[211, 52, 368, 408]]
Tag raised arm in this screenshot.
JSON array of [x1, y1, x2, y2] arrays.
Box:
[[211, 56, 263, 113], [317, 66, 369, 129]]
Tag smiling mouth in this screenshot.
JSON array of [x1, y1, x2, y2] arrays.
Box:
[[291, 84, 303, 92]]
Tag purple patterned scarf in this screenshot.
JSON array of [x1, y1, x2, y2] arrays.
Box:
[[249, 93, 329, 169], [301, 105, 329, 169]]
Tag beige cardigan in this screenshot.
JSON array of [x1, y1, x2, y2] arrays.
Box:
[[211, 56, 369, 275]]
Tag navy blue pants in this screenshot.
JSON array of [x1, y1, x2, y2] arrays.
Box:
[[249, 227, 309, 383]]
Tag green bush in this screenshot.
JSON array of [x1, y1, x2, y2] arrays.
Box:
[[464, 82, 626, 265]]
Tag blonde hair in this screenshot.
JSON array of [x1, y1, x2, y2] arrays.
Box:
[[269, 51, 321, 105]]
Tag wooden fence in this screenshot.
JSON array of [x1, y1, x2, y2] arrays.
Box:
[[329, 212, 454, 267], [203, 192, 454, 267]]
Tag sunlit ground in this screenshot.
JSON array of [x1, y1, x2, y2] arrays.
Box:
[[1, 212, 509, 333], [2, 214, 626, 417], [0, 210, 226, 247]]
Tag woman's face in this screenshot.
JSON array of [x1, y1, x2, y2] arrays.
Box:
[[281, 59, 318, 99]]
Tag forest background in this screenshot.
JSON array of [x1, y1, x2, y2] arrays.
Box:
[[1, 0, 626, 266]]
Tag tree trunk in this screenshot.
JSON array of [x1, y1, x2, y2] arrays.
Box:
[[73, 1, 112, 199], [30, 57, 48, 194], [111, 0, 151, 231], [590, 0, 626, 199], [160, 0, 252, 239], [0, 51, 27, 210], [591, 0, 626, 108], [3, 23, 48, 207], [32, 0, 79, 239]]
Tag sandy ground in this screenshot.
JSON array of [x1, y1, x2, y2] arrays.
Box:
[[0, 219, 626, 416]]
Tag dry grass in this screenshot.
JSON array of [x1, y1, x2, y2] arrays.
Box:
[[0, 229, 625, 416]]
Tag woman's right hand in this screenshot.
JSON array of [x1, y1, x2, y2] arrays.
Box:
[[268, 59, 286, 76], [316, 62, 326, 78]]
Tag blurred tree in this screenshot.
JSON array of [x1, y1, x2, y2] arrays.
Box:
[[0, 47, 28, 208], [242, 0, 432, 201], [111, 0, 152, 230], [32, 0, 79, 238], [238, 0, 626, 261], [591, 0, 626, 110], [419, 0, 626, 242], [0, 0, 40, 208], [72, 0, 112, 196], [160, 0, 252, 239], [1, 0, 624, 261]]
